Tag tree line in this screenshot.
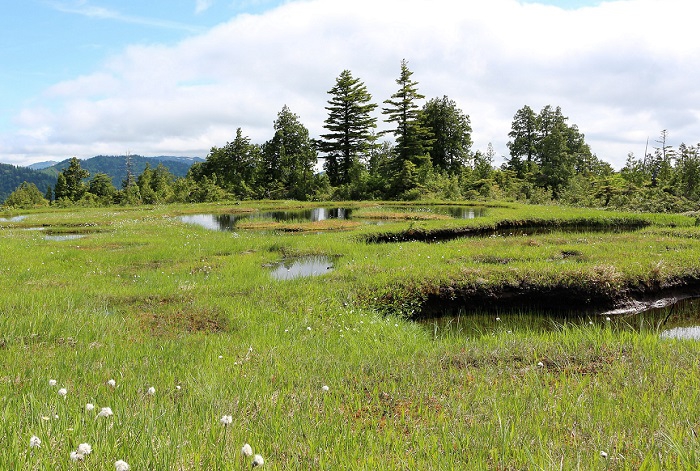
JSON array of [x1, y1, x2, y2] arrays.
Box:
[[5, 60, 700, 212]]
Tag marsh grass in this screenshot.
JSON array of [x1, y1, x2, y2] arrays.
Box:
[[2, 202, 700, 469]]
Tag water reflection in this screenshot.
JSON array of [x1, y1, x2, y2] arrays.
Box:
[[384, 206, 487, 219], [0, 215, 27, 222], [181, 208, 353, 231], [270, 256, 334, 280], [181, 206, 486, 231], [420, 296, 700, 339], [44, 234, 85, 241]]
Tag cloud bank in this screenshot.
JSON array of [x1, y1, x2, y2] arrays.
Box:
[[4, 0, 700, 168]]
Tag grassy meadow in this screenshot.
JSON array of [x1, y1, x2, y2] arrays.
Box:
[[2, 201, 700, 469]]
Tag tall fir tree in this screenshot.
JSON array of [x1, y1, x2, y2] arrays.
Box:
[[260, 105, 317, 200], [381, 59, 433, 171], [318, 70, 377, 186], [421, 95, 472, 174]]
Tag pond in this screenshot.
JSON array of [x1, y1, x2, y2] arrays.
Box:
[[269, 256, 334, 280], [44, 234, 86, 241], [0, 215, 27, 222], [181, 206, 486, 231], [180, 208, 353, 231], [420, 296, 700, 340]]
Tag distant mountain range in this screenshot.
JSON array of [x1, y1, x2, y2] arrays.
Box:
[[0, 155, 203, 203]]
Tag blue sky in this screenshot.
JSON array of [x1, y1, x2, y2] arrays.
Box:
[[0, 1, 286, 128], [1, 0, 698, 168]]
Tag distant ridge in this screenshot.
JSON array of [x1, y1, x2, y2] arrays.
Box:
[[27, 160, 58, 170], [1, 155, 203, 202]]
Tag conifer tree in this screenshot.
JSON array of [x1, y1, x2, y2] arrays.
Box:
[[318, 70, 377, 186]]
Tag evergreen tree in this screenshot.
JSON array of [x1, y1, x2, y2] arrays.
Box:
[[88, 173, 117, 203], [260, 105, 317, 199], [381, 59, 433, 172], [3, 182, 49, 208], [318, 70, 377, 186], [203, 128, 258, 197], [58, 157, 89, 202], [421, 96, 472, 174], [506, 105, 538, 176]]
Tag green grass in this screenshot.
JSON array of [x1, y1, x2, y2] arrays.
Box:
[[2, 201, 700, 469]]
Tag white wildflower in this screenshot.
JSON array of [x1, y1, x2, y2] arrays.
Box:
[[147, 386, 156, 395], [537, 361, 544, 367], [600, 450, 608, 458], [107, 379, 116, 387], [77, 443, 92, 455], [29, 435, 41, 448], [495, 317, 501, 321], [322, 385, 329, 392], [48, 379, 57, 387], [97, 407, 113, 418], [241, 443, 253, 457], [58, 387, 67, 397], [175, 385, 181, 390], [85, 403, 95, 411], [70, 451, 84, 461], [606, 317, 611, 321], [307, 326, 312, 331], [220, 415, 233, 426], [252, 454, 264, 467], [115, 460, 130, 471]]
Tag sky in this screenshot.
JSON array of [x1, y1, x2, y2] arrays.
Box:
[[1, 0, 699, 169]]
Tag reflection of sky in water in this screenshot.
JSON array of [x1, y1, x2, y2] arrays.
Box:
[[180, 207, 486, 231], [44, 234, 85, 241], [661, 326, 700, 340], [180, 214, 232, 231], [271, 256, 333, 280], [0, 215, 27, 222]]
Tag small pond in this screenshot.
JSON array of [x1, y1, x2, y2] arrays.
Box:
[[270, 256, 334, 280], [181, 208, 353, 231], [0, 215, 27, 222], [420, 296, 700, 340], [44, 234, 86, 241], [181, 206, 486, 231]]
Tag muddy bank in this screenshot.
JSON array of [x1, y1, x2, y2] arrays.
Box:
[[410, 275, 700, 320], [363, 217, 651, 244]]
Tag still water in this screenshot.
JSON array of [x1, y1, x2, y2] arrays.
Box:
[[270, 256, 334, 280], [181, 206, 487, 231], [420, 296, 700, 340]]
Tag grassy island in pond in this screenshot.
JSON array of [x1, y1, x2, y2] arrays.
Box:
[[2, 201, 700, 469]]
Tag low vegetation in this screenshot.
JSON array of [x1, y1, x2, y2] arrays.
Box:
[[2, 201, 700, 469]]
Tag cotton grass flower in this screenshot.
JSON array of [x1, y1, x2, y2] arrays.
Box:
[[85, 403, 95, 412], [322, 385, 329, 392], [58, 387, 67, 397], [252, 454, 265, 467], [97, 407, 113, 418], [600, 450, 608, 458], [70, 451, 84, 461], [107, 379, 116, 387], [77, 443, 92, 455], [29, 435, 41, 448], [48, 379, 57, 387], [220, 415, 233, 426], [115, 460, 130, 471], [241, 443, 253, 457], [147, 386, 156, 395]]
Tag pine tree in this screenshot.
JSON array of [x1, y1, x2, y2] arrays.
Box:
[[318, 70, 377, 186], [381, 59, 433, 171], [421, 96, 472, 174], [260, 106, 317, 199]]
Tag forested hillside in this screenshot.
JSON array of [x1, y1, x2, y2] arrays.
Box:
[[0, 155, 201, 202]]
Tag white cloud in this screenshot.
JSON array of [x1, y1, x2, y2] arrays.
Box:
[[195, 0, 214, 14], [6, 0, 700, 167]]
